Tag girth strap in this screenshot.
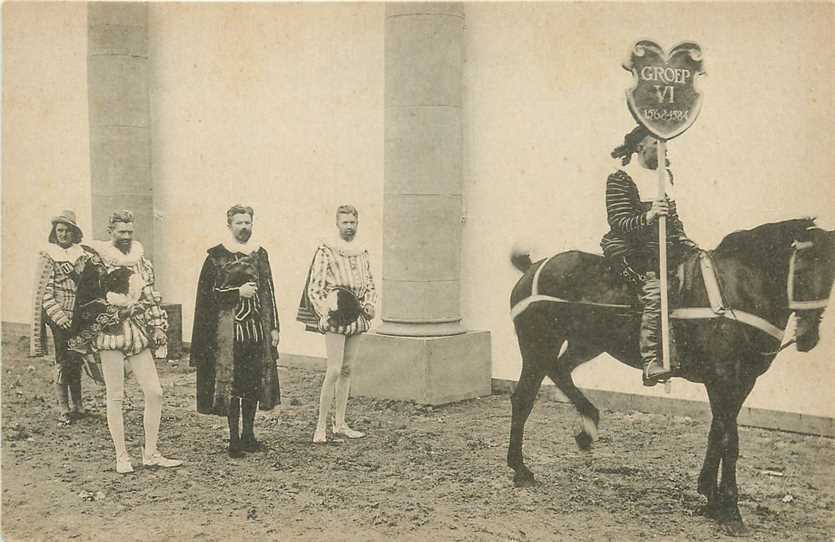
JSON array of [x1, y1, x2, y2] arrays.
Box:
[[669, 307, 785, 341], [511, 251, 787, 342], [699, 252, 726, 314]]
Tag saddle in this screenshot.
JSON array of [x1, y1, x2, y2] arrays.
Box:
[[676, 251, 724, 314], [611, 250, 722, 313]]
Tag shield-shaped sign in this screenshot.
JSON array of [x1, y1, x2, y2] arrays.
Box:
[[624, 40, 705, 140]]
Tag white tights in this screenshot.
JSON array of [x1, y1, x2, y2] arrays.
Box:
[[99, 349, 163, 460], [316, 332, 360, 431]]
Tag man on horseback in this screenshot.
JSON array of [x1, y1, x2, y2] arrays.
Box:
[[601, 125, 699, 386]]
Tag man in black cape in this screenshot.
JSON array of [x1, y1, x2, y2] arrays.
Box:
[[191, 204, 281, 457]]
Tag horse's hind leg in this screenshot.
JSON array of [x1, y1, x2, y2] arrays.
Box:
[[545, 345, 601, 450], [507, 320, 555, 487], [507, 362, 546, 487]]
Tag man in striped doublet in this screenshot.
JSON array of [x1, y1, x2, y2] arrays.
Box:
[[30, 210, 97, 424], [600, 126, 699, 386], [88, 210, 182, 473], [298, 205, 377, 443]]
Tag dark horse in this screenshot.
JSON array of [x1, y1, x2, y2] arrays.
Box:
[[507, 218, 834, 535]]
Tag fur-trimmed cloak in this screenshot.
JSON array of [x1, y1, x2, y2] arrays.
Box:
[[191, 244, 280, 415]]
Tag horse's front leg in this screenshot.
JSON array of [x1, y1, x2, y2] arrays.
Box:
[[704, 377, 755, 536], [507, 364, 545, 487], [697, 416, 723, 517], [716, 417, 749, 536]]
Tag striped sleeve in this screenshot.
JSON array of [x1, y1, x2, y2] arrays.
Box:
[[668, 200, 699, 249], [41, 256, 71, 327], [140, 259, 168, 331], [605, 171, 647, 234], [306, 246, 331, 319], [361, 252, 377, 308]]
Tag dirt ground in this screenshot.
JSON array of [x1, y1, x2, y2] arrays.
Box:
[[2, 328, 834, 542]]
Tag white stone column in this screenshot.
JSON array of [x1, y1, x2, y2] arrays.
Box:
[[87, 3, 154, 256], [378, 2, 466, 337], [354, 3, 491, 405]]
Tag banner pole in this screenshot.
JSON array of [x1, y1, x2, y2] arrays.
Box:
[[657, 139, 672, 394]]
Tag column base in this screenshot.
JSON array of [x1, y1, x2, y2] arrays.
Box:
[[352, 330, 492, 405], [376, 319, 466, 337]]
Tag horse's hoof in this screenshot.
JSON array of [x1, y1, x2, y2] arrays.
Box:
[[513, 472, 537, 488], [575, 431, 594, 451], [719, 519, 750, 537]]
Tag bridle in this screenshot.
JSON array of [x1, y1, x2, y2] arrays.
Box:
[[763, 237, 831, 355], [787, 240, 830, 310]]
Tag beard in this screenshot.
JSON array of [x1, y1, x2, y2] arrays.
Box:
[[235, 229, 252, 243], [642, 155, 658, 170], [115, 239, 132, 254]]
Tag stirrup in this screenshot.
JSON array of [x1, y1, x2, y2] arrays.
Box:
[[642, 364, 673, 387]]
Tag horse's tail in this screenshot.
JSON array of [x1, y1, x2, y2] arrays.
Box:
[[510, 244, 533, 273]]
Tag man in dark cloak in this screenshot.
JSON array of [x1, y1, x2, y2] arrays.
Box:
[[191, 204, 281, 457]]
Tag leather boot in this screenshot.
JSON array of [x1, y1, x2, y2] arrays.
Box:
[[227, 398, 244, 458], [640, 273, 672, 386], [240, 399, 263, 452], [69, 371, 85, 418], [55, 382, 72, 424]]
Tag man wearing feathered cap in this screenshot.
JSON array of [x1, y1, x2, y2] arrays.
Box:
[[297, 204, 377, 443], [601, 126, 699, 386], [31, 210, 98, 424], [74, 209, 182, 473]]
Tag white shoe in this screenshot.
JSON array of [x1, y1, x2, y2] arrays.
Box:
[[333, 425, 365, 439], [116, 455, 134, 474], [313, 428, 327, 444], [142, 448, 183, 468]]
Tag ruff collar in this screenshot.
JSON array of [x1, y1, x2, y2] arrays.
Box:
[[323, 235, 366, 257], [620, 160, 674, 200], [44, 243, 85, 263], [222, 235, 261, 255], [92, 240, 145, 267]]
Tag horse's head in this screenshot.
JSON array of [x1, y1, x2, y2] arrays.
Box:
[[789, 226, 835, 352]]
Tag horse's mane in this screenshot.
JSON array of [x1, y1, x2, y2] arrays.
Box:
[[714, 218, 817, 259]]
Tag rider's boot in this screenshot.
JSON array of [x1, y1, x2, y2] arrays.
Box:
[[640, 273, 673, 386]]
